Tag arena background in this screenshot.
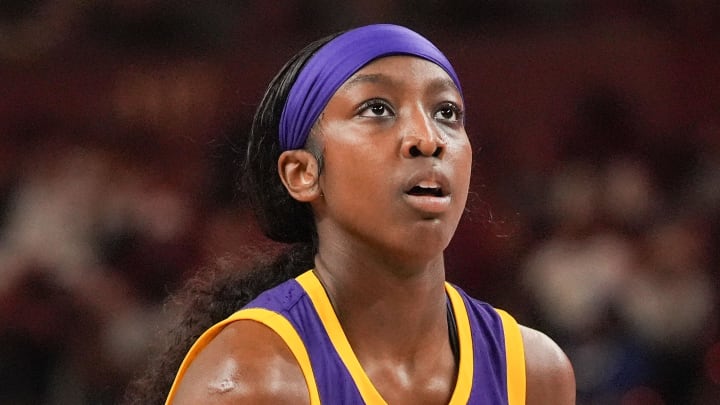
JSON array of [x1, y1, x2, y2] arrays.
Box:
[[1, 1, 719, 404]]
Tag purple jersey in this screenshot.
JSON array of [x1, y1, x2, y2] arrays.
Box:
[[166, 270, 525, 404]]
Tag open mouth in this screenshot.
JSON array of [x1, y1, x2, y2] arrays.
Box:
[[406, 185, 444, 197], [403, 176, 452, 214]]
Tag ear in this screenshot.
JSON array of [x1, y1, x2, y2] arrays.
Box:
[[278, 150, 322, 202]]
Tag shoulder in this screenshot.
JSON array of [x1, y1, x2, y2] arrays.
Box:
[[170, 319, 310, 405], [520, 325, 576, 405]]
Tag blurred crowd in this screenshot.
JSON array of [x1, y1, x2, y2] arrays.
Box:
[[1, 1, 719, 404]]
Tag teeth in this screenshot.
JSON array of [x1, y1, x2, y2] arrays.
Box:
[[417, 181, 440, 188]]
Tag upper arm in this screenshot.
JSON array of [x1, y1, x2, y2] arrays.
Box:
[[170, 320, 310, 405], [521, 326, 576, 405]]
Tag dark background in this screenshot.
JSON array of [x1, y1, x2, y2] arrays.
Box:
[[1, 1, 719, 404]]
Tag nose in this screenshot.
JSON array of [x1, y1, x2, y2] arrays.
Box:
[[401, 112, 446, 158]]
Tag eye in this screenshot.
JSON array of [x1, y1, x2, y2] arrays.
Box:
[[434, 103, 463, 123], [358, 99, 394, 118]]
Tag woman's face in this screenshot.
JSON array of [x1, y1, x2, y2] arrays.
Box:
[[312, 56, 472, 263]]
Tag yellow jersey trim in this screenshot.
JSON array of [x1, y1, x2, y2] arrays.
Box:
[[496, 308, 526, 405], [445, 282, 475, 404], [296, 271, 386, 404], [296, 270, 475, 405], [165, 308, 320, 405]]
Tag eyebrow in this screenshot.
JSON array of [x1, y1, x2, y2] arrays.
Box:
[[342, 73, 389, 89], [426, 77, 460, 95], [343, 72, 459, 95]]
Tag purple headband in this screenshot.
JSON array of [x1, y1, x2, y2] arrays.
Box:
[[278, 24, 462, 151]]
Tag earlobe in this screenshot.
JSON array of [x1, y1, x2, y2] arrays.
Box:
[[278, 150, 322, 202]]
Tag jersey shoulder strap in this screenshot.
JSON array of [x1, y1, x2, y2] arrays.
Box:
[[495, 308, 526, 405], [165, 307, 320, 405]]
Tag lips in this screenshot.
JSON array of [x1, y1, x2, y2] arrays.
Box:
[[404, 170, 450, 196], [403, 170, 452, 214]]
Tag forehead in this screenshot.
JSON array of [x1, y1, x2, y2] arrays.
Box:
[[340, 55, 460, 94]]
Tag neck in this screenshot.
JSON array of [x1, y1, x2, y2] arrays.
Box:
[[313, 239, 449, 361]]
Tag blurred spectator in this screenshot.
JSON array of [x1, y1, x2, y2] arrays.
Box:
[[521, 161, 640, 403], [0, 139, 200, 403], [617, 217, 716, 403]]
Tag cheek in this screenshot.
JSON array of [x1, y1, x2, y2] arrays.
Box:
[[448, 142, 473, 210], [451, 140, 473, 181], [321, 145, 386, 200]]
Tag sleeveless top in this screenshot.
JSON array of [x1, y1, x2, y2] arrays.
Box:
[[166, 270, 526, 404]]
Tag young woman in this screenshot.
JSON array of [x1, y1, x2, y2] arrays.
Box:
[[125, 24, 575, 404]]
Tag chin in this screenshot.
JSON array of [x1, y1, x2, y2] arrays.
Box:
[[397, 229, 454, 261]]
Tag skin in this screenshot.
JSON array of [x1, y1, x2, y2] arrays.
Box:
[[172, 56, 575, 404]]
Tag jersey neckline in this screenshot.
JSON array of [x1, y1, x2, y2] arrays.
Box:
[[295, 270, 474, 404]]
